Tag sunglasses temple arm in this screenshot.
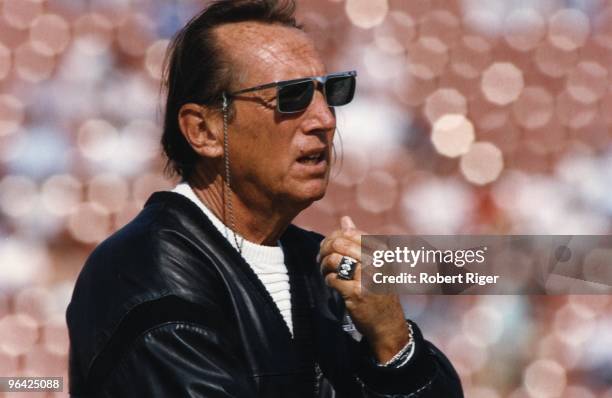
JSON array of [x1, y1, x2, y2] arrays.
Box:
[[228, 81, 280, 96]]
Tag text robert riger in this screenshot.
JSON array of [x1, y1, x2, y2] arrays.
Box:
[[372, 272, 500, 286]]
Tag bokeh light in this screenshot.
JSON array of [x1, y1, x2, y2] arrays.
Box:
[[356, 171, 398, 213], [0, 175, 37, 218], [145, 39, 169, 80], [459, 142, 504, 185], [446, 333, 489, 376], [424, 88, 467, 125], [523, 359, 566, 398], [393, 72, 436, 106], [22, 343, 67, 377], [14, 287, 53, 322], [0, 94, 25, 137], [41, 174, 83, 217], [537, 332, 582, 370], [534, 41, 578, 78], [87, 173, 129, 213], [0, 314, 39, 356], [0, 238, 51, 290], [14, 42, 55, 82], [363, 42, 406, 80], [431, 114, 475, 158], [345, 0, 388, 29], [564, 385, 595, 398], [419, 10, 460, 51], [556, 90, 597, 129], [67, 202, 111, 244], [333, 147, 370, 187], [73, 13, 114, 55], [406, 37, 448, 80], [402, 178, 474, 234], [77, 119, 119, 161], [566, 61, 608, 104], [593, 6, 612, 50], [548, 9, 590, 51], [43, 315, 70, 356], [116, 13, 156, 57], [29, 14, 71, 56], [481, 63, 524, 106], [461, 305, 504, 347], [503, 8, 546, 52], [553, 303, 596, 346], [512, 86, 554, 129], [450, 35, 491, 79], [375, 10, 415, 49], [2, 0, 44, 30]]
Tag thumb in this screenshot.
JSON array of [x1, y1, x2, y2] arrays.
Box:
[[340, 216, 356, 231]]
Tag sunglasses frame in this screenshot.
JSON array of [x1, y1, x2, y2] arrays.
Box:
[[226, 70, 357, 114]]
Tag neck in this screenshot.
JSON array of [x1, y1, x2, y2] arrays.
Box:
[[188, 167, 298, 246]]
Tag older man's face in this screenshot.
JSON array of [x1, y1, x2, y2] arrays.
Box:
[[216, 22, 336, 211]]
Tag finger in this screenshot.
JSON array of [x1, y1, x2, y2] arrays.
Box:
[[320, 226, 362, 250], [353, 259, 362, 282], [320, 253, 361, 280], [325, 271, 347, 289], [319, 229, 346, 250], [324, 263, 362, 295], [341, 216, 356, 231], [319, 236, 362, 261], [320, 253, 344, 277], [318, 230, 347, 262], [324, 271, 339, 288], [323, 228, 363, 248], [342, 229, 363, 245]]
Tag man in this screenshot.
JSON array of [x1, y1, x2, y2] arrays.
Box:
[[66, 0, 463, 397]]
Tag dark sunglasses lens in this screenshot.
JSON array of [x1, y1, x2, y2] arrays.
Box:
[[325, 75, 355, 106], [278, 81, 315, 113]]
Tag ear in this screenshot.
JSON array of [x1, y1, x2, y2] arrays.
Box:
[[178, 103, 224, 159]]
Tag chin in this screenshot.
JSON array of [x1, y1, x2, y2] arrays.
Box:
[[286, 180, 328, 207]]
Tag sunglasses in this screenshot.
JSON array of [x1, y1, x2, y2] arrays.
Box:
[[226, 70, 357, 114]]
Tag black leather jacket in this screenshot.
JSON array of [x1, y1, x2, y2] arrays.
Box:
[[67, 192, 463, 397]]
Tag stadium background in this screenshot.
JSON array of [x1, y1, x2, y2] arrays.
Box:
[[0, 0, 611, 396]]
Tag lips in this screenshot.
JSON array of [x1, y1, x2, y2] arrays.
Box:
[[297, 148, 327, 165]]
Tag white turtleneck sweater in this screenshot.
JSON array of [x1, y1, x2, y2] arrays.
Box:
[[172, 183, 293, 336]]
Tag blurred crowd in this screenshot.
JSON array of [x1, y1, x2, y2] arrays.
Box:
[[0, 0, 611, 396]]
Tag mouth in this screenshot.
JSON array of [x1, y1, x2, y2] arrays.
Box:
[[297, 151, 327, 165]]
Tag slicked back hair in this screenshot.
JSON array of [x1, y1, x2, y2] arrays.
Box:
[[161, 0, 301, 180]]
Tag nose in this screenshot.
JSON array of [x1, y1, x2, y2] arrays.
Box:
[[303, 88, 336, 134]]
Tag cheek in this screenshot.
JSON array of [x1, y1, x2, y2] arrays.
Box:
[[231, 116, 295, 179]]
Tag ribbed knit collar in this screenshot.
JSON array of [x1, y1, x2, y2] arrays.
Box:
[[171, 182, 285, 266]]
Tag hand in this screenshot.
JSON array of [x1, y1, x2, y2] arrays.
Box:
[[318, 216, 411, 363]]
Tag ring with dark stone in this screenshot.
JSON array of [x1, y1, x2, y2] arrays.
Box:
[[337, 256, 357, 280]]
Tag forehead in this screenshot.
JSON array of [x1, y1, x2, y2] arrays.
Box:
[[214, 22, 326, 85]]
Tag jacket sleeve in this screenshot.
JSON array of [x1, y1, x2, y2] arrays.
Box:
[[95, 321, 255, 398], [301, 229, 462, 396], [348, 320, 464, 398]]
